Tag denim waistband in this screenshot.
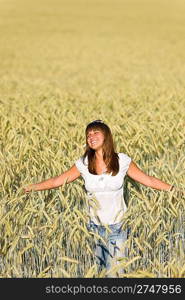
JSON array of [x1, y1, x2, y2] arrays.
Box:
[[88, 220, 123, 231]]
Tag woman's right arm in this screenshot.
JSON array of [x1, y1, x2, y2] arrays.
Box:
[[24, 165, 81, 193]]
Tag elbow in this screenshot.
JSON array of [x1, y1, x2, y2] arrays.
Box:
[[52, 177, 61, 189], [53, 175, 67, 188], [148, 175, 158, 189], [145, 175, 154, 188]]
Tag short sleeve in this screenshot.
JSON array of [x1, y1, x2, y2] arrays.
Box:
[[119, 153, 132, 175], [75, 156, 87, 178]]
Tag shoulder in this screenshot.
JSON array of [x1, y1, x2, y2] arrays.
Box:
[[118, 152, 132, 169], [75, 155, 88, 165], [74, 155, 88, 174], [118, 152, 132, 161]]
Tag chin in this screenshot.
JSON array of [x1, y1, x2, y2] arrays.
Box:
[[89, 145, 97, 150], [92, 146, 102, 151]]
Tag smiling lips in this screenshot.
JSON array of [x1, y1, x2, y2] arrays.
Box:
[[90, 140, 98, 145]]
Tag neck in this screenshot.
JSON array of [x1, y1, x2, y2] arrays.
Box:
[[95, 148, 103, 160]]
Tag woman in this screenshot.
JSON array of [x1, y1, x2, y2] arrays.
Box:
[[24, 120, 174, 275]]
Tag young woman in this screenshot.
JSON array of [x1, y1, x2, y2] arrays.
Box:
[[24, 120, 175, 275]]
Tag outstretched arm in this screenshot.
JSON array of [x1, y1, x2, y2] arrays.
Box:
[[127, 161, 172, 191], [24, 165, 81, 193]]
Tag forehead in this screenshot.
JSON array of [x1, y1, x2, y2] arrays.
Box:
[[86, 126, 104, 135]]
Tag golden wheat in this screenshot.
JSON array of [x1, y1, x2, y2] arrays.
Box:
[[0, 0, 185, 278]]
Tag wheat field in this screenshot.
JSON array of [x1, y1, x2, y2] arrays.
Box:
[[0, 0, 185, 278]]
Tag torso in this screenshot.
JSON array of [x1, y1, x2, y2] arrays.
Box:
[[95, 159, 107, 175]]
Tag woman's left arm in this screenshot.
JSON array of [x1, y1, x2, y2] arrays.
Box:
[[127, 161, 172, 191]]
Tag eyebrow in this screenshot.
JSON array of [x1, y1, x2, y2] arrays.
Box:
[[87, 129, 100, 135]]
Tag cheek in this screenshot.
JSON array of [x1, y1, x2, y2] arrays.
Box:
[[101, 137, 105, 144], [99, 134, 104, 141]]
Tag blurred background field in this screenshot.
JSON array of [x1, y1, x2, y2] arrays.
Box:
[[0, 0, 185, 277]]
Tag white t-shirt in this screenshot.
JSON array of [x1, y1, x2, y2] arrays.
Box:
[[75, 153, 132, 225]]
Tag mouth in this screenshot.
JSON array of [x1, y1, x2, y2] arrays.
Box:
[[90, 140, 98, 146]]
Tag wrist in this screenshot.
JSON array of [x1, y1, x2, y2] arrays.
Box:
[[25, 184, 36, 193], [31, 184, 37, 191]]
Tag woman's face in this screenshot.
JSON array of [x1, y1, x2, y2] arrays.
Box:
[[86, 129, 105, 150]]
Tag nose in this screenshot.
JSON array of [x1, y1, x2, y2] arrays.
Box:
[[88, 133, 95, 139], [89, 136, 94, 142]]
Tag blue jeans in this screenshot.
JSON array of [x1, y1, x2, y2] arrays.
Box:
[[87, 221, 128, 275]]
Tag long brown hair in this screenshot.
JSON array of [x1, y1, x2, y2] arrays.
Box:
[[82, 120, 119, 176]]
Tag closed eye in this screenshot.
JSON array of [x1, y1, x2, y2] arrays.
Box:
[[87, 131, 99, 138]]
